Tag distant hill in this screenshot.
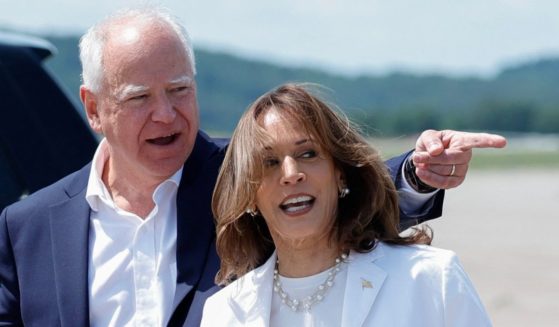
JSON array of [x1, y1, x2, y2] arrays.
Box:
[[42, 34, 559, 135]]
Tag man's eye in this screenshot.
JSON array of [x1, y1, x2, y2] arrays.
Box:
[[129, 94, 147, 101], [172, 86, 188, 93]]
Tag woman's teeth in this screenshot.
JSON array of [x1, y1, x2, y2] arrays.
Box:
[[280, 195, 315, 213]]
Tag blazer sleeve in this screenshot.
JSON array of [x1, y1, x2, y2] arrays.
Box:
[[385, 151, 445, 230], [0, 207, 23, 326], [442, 254, 493, 326]]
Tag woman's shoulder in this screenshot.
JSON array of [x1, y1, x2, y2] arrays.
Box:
[[348, 244, 491, 325], [350, 241, 477, 298], [354, 241, 462, 275]]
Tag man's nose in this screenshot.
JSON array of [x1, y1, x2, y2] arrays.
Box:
[[280, 157, 305, 185], [151, 94, 176, 123]]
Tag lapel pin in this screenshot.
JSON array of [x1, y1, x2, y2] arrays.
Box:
[[361, 278, 373, 289]]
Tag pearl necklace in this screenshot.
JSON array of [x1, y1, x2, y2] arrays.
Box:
[[273, 253, 348, 312]]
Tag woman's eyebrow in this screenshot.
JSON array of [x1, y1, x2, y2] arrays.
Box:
[[263, 138, 311, 151], [295, 139, 309, 145]]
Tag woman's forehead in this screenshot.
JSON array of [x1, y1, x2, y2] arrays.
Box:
[[261, 109, 291, 126], [260, 109, 309, 131], [261, 111, 310, 140]]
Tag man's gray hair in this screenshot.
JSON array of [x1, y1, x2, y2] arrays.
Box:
[[79, 6, 196, 92]]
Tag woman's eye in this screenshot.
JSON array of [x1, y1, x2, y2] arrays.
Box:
[[300, 150, 317, 159], [264, 158, 279, 167]]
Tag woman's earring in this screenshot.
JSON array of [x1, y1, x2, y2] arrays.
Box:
[[246, 207, 259, 217], [339, 187, 350, 199]]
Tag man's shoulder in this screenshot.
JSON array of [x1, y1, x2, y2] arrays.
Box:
[[197, 131, 229, 154], [183, 131, 228, 180], [1, 163, 91, 220], [208, 136, 229, 151]]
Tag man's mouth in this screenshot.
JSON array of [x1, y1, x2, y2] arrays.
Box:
[[279, 195, 315, 214], [146, 133, 179, 146]]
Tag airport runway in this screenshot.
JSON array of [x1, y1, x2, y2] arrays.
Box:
[[427, 169, 559, 326]]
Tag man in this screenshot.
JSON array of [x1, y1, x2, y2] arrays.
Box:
[[0, 7, 506, 327]]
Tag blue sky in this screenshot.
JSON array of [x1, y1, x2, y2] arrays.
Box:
[[2, 0, 558, 77]]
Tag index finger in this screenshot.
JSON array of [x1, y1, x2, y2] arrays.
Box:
[[451, 132, 507, 151]]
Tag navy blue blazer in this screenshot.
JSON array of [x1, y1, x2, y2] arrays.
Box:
[[0, 132, 443, 327]]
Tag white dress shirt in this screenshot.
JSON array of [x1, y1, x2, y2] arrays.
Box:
[[85, 139, 181, 327]]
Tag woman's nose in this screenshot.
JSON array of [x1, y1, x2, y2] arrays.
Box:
[[280, 157, 305, 185]]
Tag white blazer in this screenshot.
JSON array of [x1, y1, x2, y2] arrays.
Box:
[[201, 242, 492, 326]]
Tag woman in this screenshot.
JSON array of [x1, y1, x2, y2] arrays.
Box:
[[202, 83, 491, 326]]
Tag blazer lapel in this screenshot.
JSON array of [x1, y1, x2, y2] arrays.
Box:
[[341, 246, 387, 327], [231, 253, 276, 326], [49, 165, 91, 327], [171, 133, 222, 312]]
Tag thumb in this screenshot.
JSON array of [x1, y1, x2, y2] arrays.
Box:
[[425, 137, 444, 156], [416, 129, 445, 155]]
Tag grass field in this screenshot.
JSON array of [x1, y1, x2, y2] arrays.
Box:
[[209, 132, 559, 169]]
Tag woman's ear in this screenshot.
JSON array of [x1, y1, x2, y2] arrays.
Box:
[[337, 171, 350, 199]]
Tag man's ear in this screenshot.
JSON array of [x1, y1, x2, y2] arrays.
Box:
[[80, 86, 102, 133]]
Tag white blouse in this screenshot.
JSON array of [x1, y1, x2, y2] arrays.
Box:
[[270, 264, 347, 327]]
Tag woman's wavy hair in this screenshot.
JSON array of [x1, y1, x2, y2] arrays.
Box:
[[212, 83, 431, 285]]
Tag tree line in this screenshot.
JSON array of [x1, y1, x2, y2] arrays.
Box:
[[43, 35, 559, 136]]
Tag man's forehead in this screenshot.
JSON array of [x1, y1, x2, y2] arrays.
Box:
[[105, 20, 181, 55]]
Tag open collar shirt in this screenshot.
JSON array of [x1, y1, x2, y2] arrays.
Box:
[[85, 139, 182, 327]]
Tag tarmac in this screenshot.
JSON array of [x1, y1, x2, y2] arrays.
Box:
[[427, 168, 559, 326]]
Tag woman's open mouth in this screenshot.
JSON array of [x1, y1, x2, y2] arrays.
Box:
[[279, 195, 315, 215]]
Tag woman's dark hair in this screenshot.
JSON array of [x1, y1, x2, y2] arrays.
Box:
[[212, 83, 431, 285]]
